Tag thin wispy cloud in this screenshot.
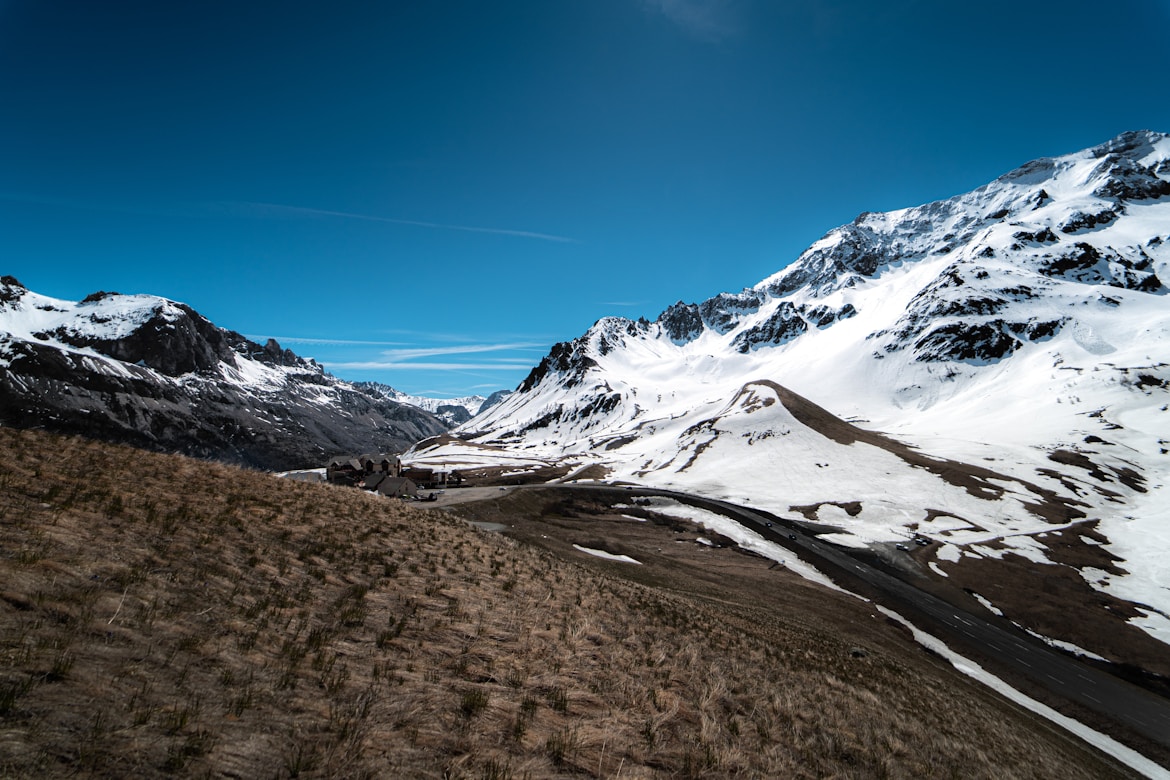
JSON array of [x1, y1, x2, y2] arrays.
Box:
[[378, 343, 545, 361], [248, 335, 407, 347], [340, 327, 552, 343], [642, 0, 740, 41], [290, 338, 547, 374], [325, 361, 537, 371], [221, 201, 577, 244]]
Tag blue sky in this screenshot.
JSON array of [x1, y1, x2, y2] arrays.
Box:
[[2, 1, 1169, 398]]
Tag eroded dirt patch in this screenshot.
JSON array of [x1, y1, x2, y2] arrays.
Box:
[[790, 500, 864, 522]]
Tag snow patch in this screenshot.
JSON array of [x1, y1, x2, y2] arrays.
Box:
[[971, 593, 1005, 617], [572, 544, 641, 565]]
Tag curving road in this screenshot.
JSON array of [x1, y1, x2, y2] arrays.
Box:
[[543, 483, 1170, 765]]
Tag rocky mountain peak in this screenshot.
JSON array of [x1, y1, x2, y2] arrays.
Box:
[[657, 301, 704, 344], [0, 276, 26, 304], [0, 285, 447, 469], [1088, 128, 1167, 159], [518, 336, 597, 392]]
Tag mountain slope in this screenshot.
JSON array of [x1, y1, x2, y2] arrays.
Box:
[[0, 278, 447, 469], [441, 131, 1170, 654], [0, 426, 1136, 778]]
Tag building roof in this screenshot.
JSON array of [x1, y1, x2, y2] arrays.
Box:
[[376, 477, 418, 496]]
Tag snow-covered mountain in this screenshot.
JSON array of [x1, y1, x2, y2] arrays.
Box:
[[354, 382, 509, 426], [425, 131, 1170, 656], [0, 279, 448, 469]]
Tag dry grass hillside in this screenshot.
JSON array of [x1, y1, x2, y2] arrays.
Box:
[[0, 427, 1136, 778]]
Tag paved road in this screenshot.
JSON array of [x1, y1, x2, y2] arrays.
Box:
[[529, 483, 1170, 762]]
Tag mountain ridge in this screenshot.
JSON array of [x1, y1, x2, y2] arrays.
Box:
[[0, 277, 448, 469], [470, 130, 1170, 448], [354, 381, 510, 426]]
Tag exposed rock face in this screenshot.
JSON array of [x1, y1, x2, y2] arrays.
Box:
[[518, 336, 604, 392], [0, 280, 447, 470], [698, 290, 766, 334], [37, 299, 248, 377], [1091, 154, 1170, 201], [731, 301, 807, 352], [477, 389, 512, 415]]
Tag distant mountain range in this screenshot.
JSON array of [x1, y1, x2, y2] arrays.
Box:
[[0, 279, 456, 470], [354, 382, 511, 427], [416, 131, 1170, 659]]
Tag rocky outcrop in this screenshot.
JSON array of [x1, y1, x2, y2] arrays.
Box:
[[657, 301, 704, 344]]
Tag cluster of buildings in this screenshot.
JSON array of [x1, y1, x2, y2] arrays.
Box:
[[324, 454, 460, 498]]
